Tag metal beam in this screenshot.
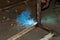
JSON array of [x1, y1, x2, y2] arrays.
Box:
[[7, 26, 35, 40], [37, 0, 41, 25]]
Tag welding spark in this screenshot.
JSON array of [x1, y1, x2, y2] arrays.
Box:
[[17, 10, 37, 27]]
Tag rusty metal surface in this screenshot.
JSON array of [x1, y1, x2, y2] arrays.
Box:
[[41, 0, 60, 36], [0, 0, 26, 8], [0, 10, 26, 40], [16, 27, 48, 40], [0, 0, 37, 40], [17, 1, 60, 40]]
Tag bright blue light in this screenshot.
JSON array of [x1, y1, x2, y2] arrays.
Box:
[[17, 10, 37, 27]]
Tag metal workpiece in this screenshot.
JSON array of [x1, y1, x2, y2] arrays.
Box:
[[37, 0, 41, 23], [0, 0, 60, 40], [0, 0, 37, 40], [16, 27, 48, 40], [0, 0, 26, 10]]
